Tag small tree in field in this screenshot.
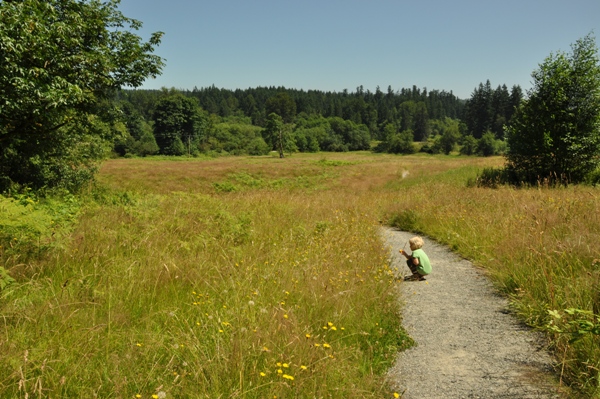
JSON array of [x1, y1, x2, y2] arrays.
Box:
[[263, 113, 287, 158], [477, 132, 497, 156], [505, 34, 600, 184]]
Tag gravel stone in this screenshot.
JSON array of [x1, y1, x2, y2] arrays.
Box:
[[383, 228, 564, 399]]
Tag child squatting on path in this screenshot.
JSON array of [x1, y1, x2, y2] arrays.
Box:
[[399, 236, 431, 281]]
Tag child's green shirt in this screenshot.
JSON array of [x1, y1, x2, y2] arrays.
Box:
[[411, 248, 432, 275]]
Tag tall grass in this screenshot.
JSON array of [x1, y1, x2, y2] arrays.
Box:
[[1, 154, 412, 398], [383, 158, 600, 397], [2, 152, 598, 397]]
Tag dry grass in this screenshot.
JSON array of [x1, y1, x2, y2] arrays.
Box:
[[2, 152, 598, 397]]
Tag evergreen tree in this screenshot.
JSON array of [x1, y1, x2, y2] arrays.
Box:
[[508, 85, 523, 122], [464, 81, 492, 138], [413, 102, 430, 141], [265, 92, 296, 123], [490, 84, 510, 139]]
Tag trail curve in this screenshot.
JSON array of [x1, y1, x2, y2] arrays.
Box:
[[383, 228, 564, 399]]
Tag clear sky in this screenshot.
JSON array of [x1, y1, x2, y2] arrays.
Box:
[[118, 0, 600, 100]]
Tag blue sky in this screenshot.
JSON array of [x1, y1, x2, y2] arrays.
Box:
[[118, 0, 600, 99]]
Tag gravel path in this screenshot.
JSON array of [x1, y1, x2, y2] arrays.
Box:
[[383, 228, 564, 399]]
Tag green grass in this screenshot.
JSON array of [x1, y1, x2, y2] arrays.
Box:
[[1, 153, 413, 398], [2, 152, 598, 397]]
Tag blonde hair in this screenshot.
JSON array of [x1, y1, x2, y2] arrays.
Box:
[[409, 236, 424, 249]]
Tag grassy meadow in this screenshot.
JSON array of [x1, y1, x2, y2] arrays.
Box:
[[1, 152, 599, 398]]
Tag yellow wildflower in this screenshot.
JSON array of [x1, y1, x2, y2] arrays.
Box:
[[323, 343, 331, 348], [305, 333, 311, 338], [260, 372, 266, 377], [282, 363, 289, 368], [300, 365, 308, 370], [282, 374, 294, 381], [394, 393, 400, 398]]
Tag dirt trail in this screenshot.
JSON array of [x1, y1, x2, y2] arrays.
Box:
[[383, 228, 564, 399]]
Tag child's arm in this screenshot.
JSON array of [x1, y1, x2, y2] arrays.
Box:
[[399, 249, 420, 265]]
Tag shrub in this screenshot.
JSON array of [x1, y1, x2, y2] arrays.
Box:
[[247, 137, 270, 156], [388, 209, 419, 231], [459, 135, 478, 155], [474, 167, 509, 188], [477, 132, 497, 156], [584, 168, 600, 186], [0, 190, 80, 260], [387, 131, 416, 154]]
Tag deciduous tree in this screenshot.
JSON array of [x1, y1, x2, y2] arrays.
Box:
[[0, 0, 164, 190], [505, 34, 600, 183], [152, 95, 202, 155]]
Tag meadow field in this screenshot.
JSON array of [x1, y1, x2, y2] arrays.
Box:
[[1, 152, 599, 398]]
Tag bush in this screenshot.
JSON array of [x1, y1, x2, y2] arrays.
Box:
[[473, 167, 509, 188], [459, 135, 478, 155], [388, 209, 419, 231], [0, 190, 80, 260], [387, 131, 416, 154], [584, 168, 600, 186], [419, 141, 434, 154], [247, 137, 270, 156], [477, 132, 497, 156]]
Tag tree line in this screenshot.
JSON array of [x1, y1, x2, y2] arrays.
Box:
[[111, 81, 523, 159], [116, 84, 466, 139]]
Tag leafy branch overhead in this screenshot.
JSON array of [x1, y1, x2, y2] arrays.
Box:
[[0, 0, 164, 191]]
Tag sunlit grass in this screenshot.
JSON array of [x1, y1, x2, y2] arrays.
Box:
[[1, 153, 414, 398], [2, 152, 598, 397]]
